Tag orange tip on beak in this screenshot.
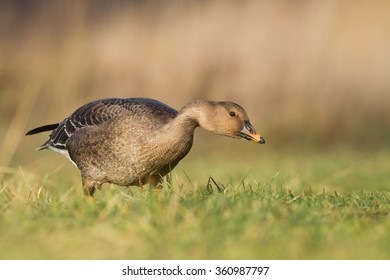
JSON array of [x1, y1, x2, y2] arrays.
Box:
[[238, 121, 265, 144]]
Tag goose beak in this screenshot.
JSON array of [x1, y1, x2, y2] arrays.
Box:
[[238, 121, 265, 144]]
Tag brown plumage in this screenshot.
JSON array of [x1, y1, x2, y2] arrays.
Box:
[[26, 98, 265, 196]]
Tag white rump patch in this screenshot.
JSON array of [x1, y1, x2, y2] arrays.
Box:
[[46, 146, 77, 166]]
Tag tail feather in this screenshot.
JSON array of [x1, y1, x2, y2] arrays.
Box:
[[25, 123, 59, 136]]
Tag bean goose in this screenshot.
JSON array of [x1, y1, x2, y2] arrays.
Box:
[[26, 98, 265, 196]]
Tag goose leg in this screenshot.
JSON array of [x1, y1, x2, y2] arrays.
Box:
[[138, 176, 143, 189], [82, 177, 99, 196], [148, 175, 163, 189]]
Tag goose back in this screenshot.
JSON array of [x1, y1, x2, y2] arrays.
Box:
[[39, 98, 177, 152]]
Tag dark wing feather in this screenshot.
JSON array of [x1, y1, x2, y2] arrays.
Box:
[[34, 98, 178, 151], [26, 123, 59, 135]]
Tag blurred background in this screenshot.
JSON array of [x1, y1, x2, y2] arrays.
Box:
[[0, 0, 389, 177]]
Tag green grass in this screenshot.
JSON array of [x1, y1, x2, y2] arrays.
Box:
[[1, 147, 389, 259]]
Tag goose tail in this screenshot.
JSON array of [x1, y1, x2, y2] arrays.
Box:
[[25, 123, 59, 136]]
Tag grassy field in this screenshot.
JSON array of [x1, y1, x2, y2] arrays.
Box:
[[1, 1, 390, 260], [1, 147, 389, 259]]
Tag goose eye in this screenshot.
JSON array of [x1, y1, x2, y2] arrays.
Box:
[[229, 111, 236, 117]]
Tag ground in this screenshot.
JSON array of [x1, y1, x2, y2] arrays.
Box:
[[1, 146, 389, 259]]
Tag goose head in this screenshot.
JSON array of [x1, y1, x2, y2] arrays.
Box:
[[181, 100, 265, 144]]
